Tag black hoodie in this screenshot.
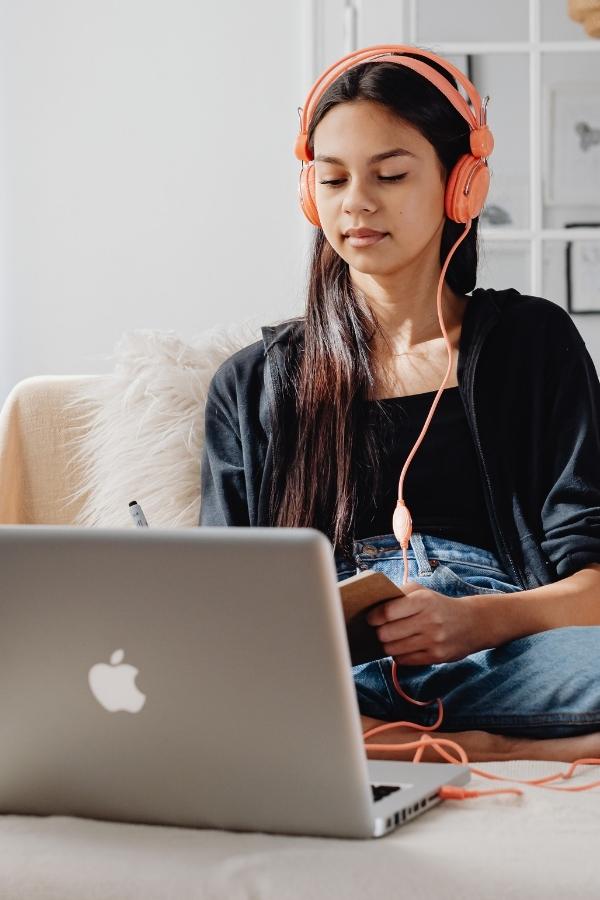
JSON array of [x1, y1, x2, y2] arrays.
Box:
[[199, 287, 600, 591]]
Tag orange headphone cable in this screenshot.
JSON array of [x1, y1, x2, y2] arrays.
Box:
[[362, 218, 600, 799]]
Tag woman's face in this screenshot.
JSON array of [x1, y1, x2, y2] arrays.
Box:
[[312, 100, 448, 277]]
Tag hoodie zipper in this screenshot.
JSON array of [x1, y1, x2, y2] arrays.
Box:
[[468, 324, 526, 590]]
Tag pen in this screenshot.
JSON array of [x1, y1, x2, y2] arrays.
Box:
[[128, 500, 149, 527]]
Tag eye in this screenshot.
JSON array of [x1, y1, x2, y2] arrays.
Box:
[[319, 174, 407, 187]]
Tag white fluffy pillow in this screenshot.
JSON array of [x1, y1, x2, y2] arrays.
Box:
[[62, 320, 271, 528]]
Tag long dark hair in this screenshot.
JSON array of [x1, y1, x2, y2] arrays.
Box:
[[270, 53, 481, 558]]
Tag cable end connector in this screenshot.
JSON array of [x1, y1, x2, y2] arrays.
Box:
[[439, 785, 524, 801], [439, 785, 478, 800]]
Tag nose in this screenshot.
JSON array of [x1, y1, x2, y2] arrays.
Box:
[[341, 177, 377, 216]]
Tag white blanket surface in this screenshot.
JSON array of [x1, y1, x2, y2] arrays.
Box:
[[1, 760, 598, 900]]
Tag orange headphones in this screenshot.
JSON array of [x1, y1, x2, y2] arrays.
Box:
[[294, 43, 494, 227], [294, 43, 494, 559]]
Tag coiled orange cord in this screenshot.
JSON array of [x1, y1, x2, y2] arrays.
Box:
[[362, 720, 600, 800], [362, 536, 600, 800], [354, 219, 600, 800], [369, 218, 600, 800], [361, 545, 600, 799]]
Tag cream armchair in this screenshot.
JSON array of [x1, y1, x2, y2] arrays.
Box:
[[0, 324, 264, 527], [0, 374, 101, 525]]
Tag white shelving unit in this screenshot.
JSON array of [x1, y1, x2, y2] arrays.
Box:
[[307, 0, 600, 300]]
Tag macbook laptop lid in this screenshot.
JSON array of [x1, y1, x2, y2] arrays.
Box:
[[0, 525, 469, 839]]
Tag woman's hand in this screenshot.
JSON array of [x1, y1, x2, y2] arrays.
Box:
[[365, 583, 483, 665]]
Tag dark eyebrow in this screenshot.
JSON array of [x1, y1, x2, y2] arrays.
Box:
[[314, 148, 416, 164]]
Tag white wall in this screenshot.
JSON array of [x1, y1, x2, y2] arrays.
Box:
[[1, 1, 599, 409], [0, 0, 312, 406]]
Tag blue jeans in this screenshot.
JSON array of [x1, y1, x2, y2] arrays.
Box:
[[335, 532, 600, 738]]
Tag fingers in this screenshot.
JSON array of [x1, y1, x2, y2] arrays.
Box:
[[366, 589, 421, 625], [382, 632, 427, 658]]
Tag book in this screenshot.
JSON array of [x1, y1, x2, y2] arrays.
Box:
[[338, 570, 405, 666]]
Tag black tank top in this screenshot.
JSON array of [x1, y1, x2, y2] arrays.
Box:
[[352, 386, 497, 552]]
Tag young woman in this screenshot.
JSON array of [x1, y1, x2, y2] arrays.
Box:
[[200, 46, 600, 764]]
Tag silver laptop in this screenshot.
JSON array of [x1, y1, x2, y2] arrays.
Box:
[[0, 524, 469, 840]]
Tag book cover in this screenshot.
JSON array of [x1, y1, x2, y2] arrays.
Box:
[[338, 570, 405, 666]]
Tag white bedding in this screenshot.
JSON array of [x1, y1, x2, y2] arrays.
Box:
[[0, 761, 598, 900]]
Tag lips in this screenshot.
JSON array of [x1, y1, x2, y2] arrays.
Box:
[[345, 229, 386, 238], [345, 231, 388, 247]]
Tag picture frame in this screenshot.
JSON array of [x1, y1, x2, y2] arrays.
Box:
[[565, 222, 600, 314], [545, 83, 600, 206]]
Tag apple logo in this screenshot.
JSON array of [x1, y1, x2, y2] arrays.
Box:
[[88, 648, 146, 713]]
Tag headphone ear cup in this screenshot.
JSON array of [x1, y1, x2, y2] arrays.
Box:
[[299, 162, 321, 227], [444, 154, 490, 223]]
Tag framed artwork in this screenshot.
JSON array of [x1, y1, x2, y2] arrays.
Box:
[[565, 222, 600, 314], [545, 83, 600, 206]]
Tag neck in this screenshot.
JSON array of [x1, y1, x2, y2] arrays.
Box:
[[348, 244, 467, 353], [361, 282, 467, 360]]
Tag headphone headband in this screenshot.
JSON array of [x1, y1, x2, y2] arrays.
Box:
[[294, 43, 493, 163]]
